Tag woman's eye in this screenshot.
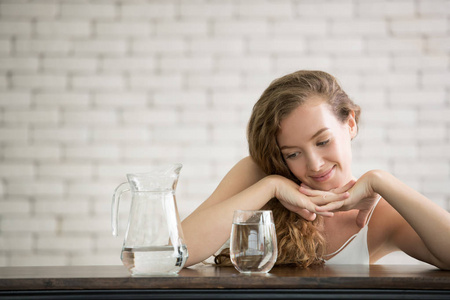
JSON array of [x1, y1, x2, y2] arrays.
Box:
[[286, 152, 300, 159], [317, 139, 330, 146]]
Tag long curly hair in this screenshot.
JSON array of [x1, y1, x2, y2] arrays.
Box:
[[215, 70, 361, 268]]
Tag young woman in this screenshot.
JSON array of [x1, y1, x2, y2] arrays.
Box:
[[181, 70, 450, 270]]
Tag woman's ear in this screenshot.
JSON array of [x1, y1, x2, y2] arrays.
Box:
[[347, 110, 358, 139]]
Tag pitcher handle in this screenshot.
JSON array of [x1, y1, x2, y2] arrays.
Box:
[[111, 182, 130, 236]]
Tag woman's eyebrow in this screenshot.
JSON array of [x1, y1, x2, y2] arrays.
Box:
[[279, 128, 330, 151], [311, 127, 329, 140]]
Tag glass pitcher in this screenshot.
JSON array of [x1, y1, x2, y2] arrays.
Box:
[[111, 163, 188, 276]]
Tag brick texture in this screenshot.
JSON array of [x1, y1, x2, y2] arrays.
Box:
[[0, 0, 449, 267]]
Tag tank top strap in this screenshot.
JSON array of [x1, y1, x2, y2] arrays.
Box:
[[324, 233, 358, 257], [324, 195, 382, 258], [366, 195, 382, 224]]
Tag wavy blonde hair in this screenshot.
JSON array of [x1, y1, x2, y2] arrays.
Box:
[[215, 70, 361, 268]]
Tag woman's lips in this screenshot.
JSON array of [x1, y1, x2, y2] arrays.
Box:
[[310, 166, 335, 183]]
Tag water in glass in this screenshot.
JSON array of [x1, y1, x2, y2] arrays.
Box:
[[230, 210, 277, 274]]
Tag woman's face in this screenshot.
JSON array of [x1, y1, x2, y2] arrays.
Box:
[[277, 97, 357, 191]]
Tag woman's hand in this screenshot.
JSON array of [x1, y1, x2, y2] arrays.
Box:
[[300, 170, 450, 269], [270, 175, 350, 221], [300, 171, 381, 227]]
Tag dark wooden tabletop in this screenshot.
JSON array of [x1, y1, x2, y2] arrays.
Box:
[[0, 263, 449, 291]]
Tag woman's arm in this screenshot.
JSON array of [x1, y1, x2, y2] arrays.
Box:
[[182, 156, 346, 267], [317, 170, 450, 270], [371, 170, 450, 270], [181, 157, 271, 266]]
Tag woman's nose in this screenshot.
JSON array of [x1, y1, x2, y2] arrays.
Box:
[[306, 151, 324, 172]]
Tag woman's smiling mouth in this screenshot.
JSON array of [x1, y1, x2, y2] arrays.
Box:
[[310, 166, 336, 183]]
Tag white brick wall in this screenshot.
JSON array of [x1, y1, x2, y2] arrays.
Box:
[[0, 0, 449, 267]]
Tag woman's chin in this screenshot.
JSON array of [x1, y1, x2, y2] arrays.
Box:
[[310, 178, 348, 191], [307, 182, 336, 191]]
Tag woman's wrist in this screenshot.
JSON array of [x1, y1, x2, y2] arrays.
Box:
[[262, 174, 282, 199], [366, 169, 389, 197]]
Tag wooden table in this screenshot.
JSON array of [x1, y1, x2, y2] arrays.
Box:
[[0, 264, 449, 299]]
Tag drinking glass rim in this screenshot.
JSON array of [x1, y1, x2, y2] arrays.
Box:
[[232, 210, 274, 223]]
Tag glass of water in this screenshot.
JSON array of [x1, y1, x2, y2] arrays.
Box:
[[230, 210, 277, 274]]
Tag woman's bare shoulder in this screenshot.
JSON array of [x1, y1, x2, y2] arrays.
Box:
[[194, 156, 266, 211], [218, 156, 266, 189], [371, 198, 400, 228], [369, 198, 396, 233], [368, 198, 403, 256], [236, 156, 265, 174]]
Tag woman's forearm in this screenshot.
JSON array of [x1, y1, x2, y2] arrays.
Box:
[[182, 176, 276, 267], [371, 170, 450, 269]]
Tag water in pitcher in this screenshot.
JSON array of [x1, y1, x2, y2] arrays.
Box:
[[122, 245, 188, 276], [112, 164, 188, 276]]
